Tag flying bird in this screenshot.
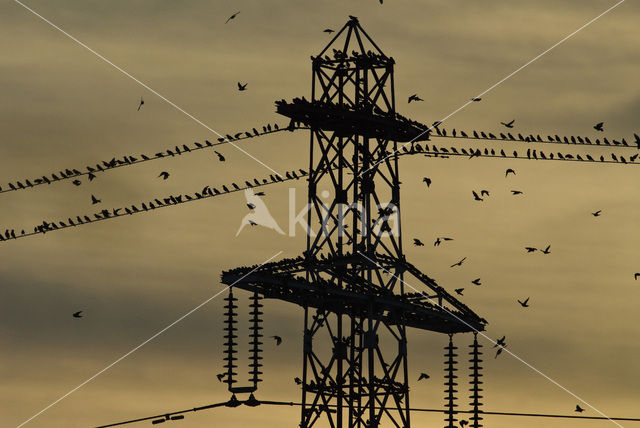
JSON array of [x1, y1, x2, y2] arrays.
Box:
[[541, 245, 551, 255], [480, 190, 490, 197], [472, 190, 483, 201], [91, 194, 101, 205], [501, 120, 515, 128], [591, 210, 601, 217], [271, 335, 283, 346], [418, 373, 430, 381], [158, 171, 170, 180], [255, 191, 265, 196], [517, 297, 530, 308], [495, 347, 503, 358], [225, 11, 240, 24], [575, 405, 585, 413], [422, 177, 431, 187], [525, 247, 537, 253], [294, 377, 302, 385], [494, 336, 506, 348], [454, 288, 464, 296], [511, 190, 523, 195], [323, 29, 334, 33], [137, 96, 144, 111], [471, 278, 481, 286], [214, 151, 226, 162], [634, 273, 639, 280], [459, 420, 469, 427], [237, 82, 248, 91], [413, 238, 425, 247], [72, 311, 83, 318], [451, 257, 466, 268], [593, 122, 604, 132], [505, 168, 516, 177], [408, 94, 423, 103], [216, 373, 226, 382]]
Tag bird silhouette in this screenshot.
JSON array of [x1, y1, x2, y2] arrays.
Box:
[[634, 273, 639, 280], [575, 405, 585, 413], [73, 311, 83, 318], [214, 151, 226, 162], [505, 168, 516, 177], [593, 122, 604, 132], [216, 373, 226, 382], [137, 96, 144, 111], [471, 97, 481, 102], [451, 257, 466, 268], [471, 278, 481, 286], [459, 420, 469, 427], [472, 190, 483, 201], [434, 237, 441, 246], [294, 377, 302, 385], [495, 347, 503, 358], [511, 190, 523, 195], [480, 190, 490, 197], [408, 94, 423, 103], [454, 288, 464, 296], [237, 82, 248, 91], [518, 297, 530, 307], [225, 11, 240, 24], [541, 245, 551, 255], [72, 179, 81, 186], [255, 191, 265, 196], [413, 238, 425, 247], [525, 247, 537, 253], [323, 29, 334, 33], [591, 210, 601, 217], [418, 373, 430, 381], [501, 120, 515, 128], [247, 203, 256, 210], [494, 336, 506, 348], [272, 335, 283, 346], [91, 194, 101, 205], [422, 177, 431, 187], [158, 171, 170, 180]]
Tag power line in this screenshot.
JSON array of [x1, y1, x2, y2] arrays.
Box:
[[0, 124, 303, 196], [94, 397, 640, 427]]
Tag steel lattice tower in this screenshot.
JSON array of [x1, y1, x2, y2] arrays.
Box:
[[222, 17, 486, 428]]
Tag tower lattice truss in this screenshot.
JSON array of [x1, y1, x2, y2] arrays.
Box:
[[222, 17, 487, 428]]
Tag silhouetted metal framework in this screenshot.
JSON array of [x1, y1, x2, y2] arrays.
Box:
[[221, 17, 486, 427]]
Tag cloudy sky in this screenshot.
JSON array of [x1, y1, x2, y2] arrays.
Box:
[[1, 0, 639, 427]]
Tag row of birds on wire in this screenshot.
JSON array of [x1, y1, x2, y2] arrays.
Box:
[[0, 122, 296, 195], [2, 136, 640, 244], [2, 119, 638, 199], [0, 168, 307, 243]]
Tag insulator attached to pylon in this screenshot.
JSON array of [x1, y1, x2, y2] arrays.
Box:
[[444, 334, 458, 428], [468, 333, 484, 428], [223, 288, 239, 389], [249, 291, 264, 387]]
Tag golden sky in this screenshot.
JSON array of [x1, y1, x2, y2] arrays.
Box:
[[1, 1, 639, 427]]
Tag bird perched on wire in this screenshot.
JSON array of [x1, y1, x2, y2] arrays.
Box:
[[593, 122, 604, 132], [73, 311, 83, 318], [271, 335, 283, 346], [501, 120, 515, 128], [158, 171, 170, 180], [408, 94, 423, 103], [471, 97, 481, 102], [72, 179, 82, 186], [214, 151, 226, 162], [413, 238, 424, 247], [137, 96, 144, 111], [517, 297, 530, 308], [225, 11, 240, 24], [237, 82, 248, 91], [418, 373, 430, 381]]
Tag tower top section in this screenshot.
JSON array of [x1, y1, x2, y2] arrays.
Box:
[[313, 16, 394, 69]]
